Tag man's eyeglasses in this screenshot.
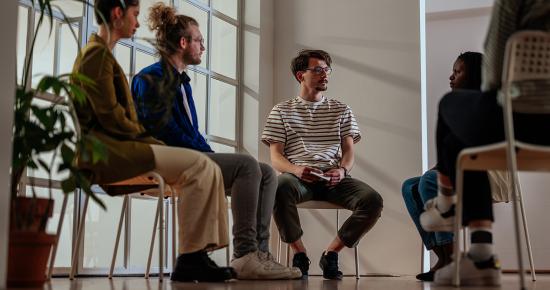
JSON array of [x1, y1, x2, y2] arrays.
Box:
[[188, 37, 205, 46], [304, 66, 332, 75]]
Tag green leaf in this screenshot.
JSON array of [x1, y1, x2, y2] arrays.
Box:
[[36, 158, 50, 172], [61, 176, 77, 193], [60, 143, 75, 163]]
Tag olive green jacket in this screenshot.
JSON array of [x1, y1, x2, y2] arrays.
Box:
[[72, 33, 163, 184]]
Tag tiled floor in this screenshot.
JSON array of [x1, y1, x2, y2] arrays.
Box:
[[17, 274, 550, 290]]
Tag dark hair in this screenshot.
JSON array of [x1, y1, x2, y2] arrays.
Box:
[[148, 2, 199, 56], [456, 51, 483, 90], [291, 49, 332, 82], [94, 0, 139, 25]]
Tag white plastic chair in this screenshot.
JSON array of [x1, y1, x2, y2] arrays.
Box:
[[46, 172, 174, 281], [452, 31, 550, 288], [276, 200, 360, 279]]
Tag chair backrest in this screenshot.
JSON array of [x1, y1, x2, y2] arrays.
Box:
[[501, 31, 550, 114]]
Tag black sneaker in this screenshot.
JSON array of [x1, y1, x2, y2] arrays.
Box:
[[319, 251, 343, 280], [170, 251, 235, 282], [415, 271, 435, 281], [292, 252, 310, 276]]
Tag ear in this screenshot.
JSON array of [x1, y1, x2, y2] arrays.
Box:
[[179, 36, 188, 50], [296, 71, 304, 82], [111, 6, 124, 21]]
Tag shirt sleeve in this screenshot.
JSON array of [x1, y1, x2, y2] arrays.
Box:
[[261, 105, 287, 146], [75, 45, 144, 138], [340, 105, 361, 143]]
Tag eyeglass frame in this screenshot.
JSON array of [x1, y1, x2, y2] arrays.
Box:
[[304, 66, 332, 75]]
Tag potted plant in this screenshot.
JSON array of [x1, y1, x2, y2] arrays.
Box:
[[8, 0, 106, 287]]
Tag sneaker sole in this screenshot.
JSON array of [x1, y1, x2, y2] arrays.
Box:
[[235, 271, 300, 280], [170, 269, 234, 282]]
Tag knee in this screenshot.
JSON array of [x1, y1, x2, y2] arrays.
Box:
[[259, 162, 276, 181], [401, 177, 419, 199], [357, 190, 383, 215], [239, 154, 262, 177]]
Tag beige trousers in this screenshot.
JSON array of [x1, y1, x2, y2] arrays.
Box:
[[150, 144, 228, 254]]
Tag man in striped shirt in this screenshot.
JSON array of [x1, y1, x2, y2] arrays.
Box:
[[261, 49, 383, 280]]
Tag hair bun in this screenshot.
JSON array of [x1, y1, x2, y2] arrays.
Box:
[[148, 2, 177, 31]]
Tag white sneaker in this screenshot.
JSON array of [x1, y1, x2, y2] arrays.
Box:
[[259, 251, 302, 279], [434, 253, 501, 286], [420, 198, 455, 232], [230, 251, 301, 280]]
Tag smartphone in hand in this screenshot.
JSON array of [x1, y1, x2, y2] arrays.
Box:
[[310, 171, 330, 181]]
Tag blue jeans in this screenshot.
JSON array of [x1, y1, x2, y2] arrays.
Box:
[[402, 170, 452, 250]]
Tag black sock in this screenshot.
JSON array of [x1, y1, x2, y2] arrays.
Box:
[[469, 228, 493, 262]]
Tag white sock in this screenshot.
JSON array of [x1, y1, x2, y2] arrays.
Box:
[[468, 226, 493, 262]]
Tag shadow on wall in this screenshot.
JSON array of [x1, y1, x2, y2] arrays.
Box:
[[355, 114, 419, 141], [353, 155, 412, 222], [320, 35, 417, 52], [296, 42, 420, 92]]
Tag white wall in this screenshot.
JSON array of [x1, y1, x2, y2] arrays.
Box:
[[426, 3, 550, 271], [0, 0, 17, 287], [270, 0, 423, 275], [426, 0, 493, 13]]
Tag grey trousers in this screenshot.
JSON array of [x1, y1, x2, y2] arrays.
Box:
[[273, 173, 383, 248], [206, 153, 277, 258]]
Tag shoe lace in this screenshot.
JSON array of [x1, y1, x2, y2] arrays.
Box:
[[424, 198, 437, 210], [323, 253, 340, 273], [258, 252, 285, 270], [293, 253, 310, 271]]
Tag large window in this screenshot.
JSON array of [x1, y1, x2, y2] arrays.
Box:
[[176, 0, 241, 153], [17, 0, 242, 275]]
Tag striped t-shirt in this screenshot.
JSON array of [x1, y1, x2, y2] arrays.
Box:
[[261, 96, 361, 169]]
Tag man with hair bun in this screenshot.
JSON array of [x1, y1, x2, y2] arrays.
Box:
[[132, 3, 301, 280]]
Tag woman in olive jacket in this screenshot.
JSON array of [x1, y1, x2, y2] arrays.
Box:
[[71, 0, 233, 282]]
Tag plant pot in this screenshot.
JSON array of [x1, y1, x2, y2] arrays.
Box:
[[10, 196, 54, 231], [8, 196, 56, 287], [7, 231, 57, 287]]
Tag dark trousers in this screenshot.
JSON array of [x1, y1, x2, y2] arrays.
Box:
[[436, 89, 550, 224], [273, 173, 383, 248]]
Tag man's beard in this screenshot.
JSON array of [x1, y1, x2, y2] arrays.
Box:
[[183, 51, 201, 66], [316, 84, 328, 91]]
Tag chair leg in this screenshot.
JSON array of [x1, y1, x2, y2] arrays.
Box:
[[70, 194, 89, 280], [452, 168, 464, 287], [145, 191, 161, 279], [462, 227, 469, 252], [156, 173, 165, 282], [354, 246, 359, 279], [109, 195, 128, 279], [47, 193, 69, 280], [286, 243, 290, 267], [226, 206, 231, 266], [503, 88, 526, 290], [277, 235, 282, 263], [171, 191, 177, 268], [516, 181, 536, 281]]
